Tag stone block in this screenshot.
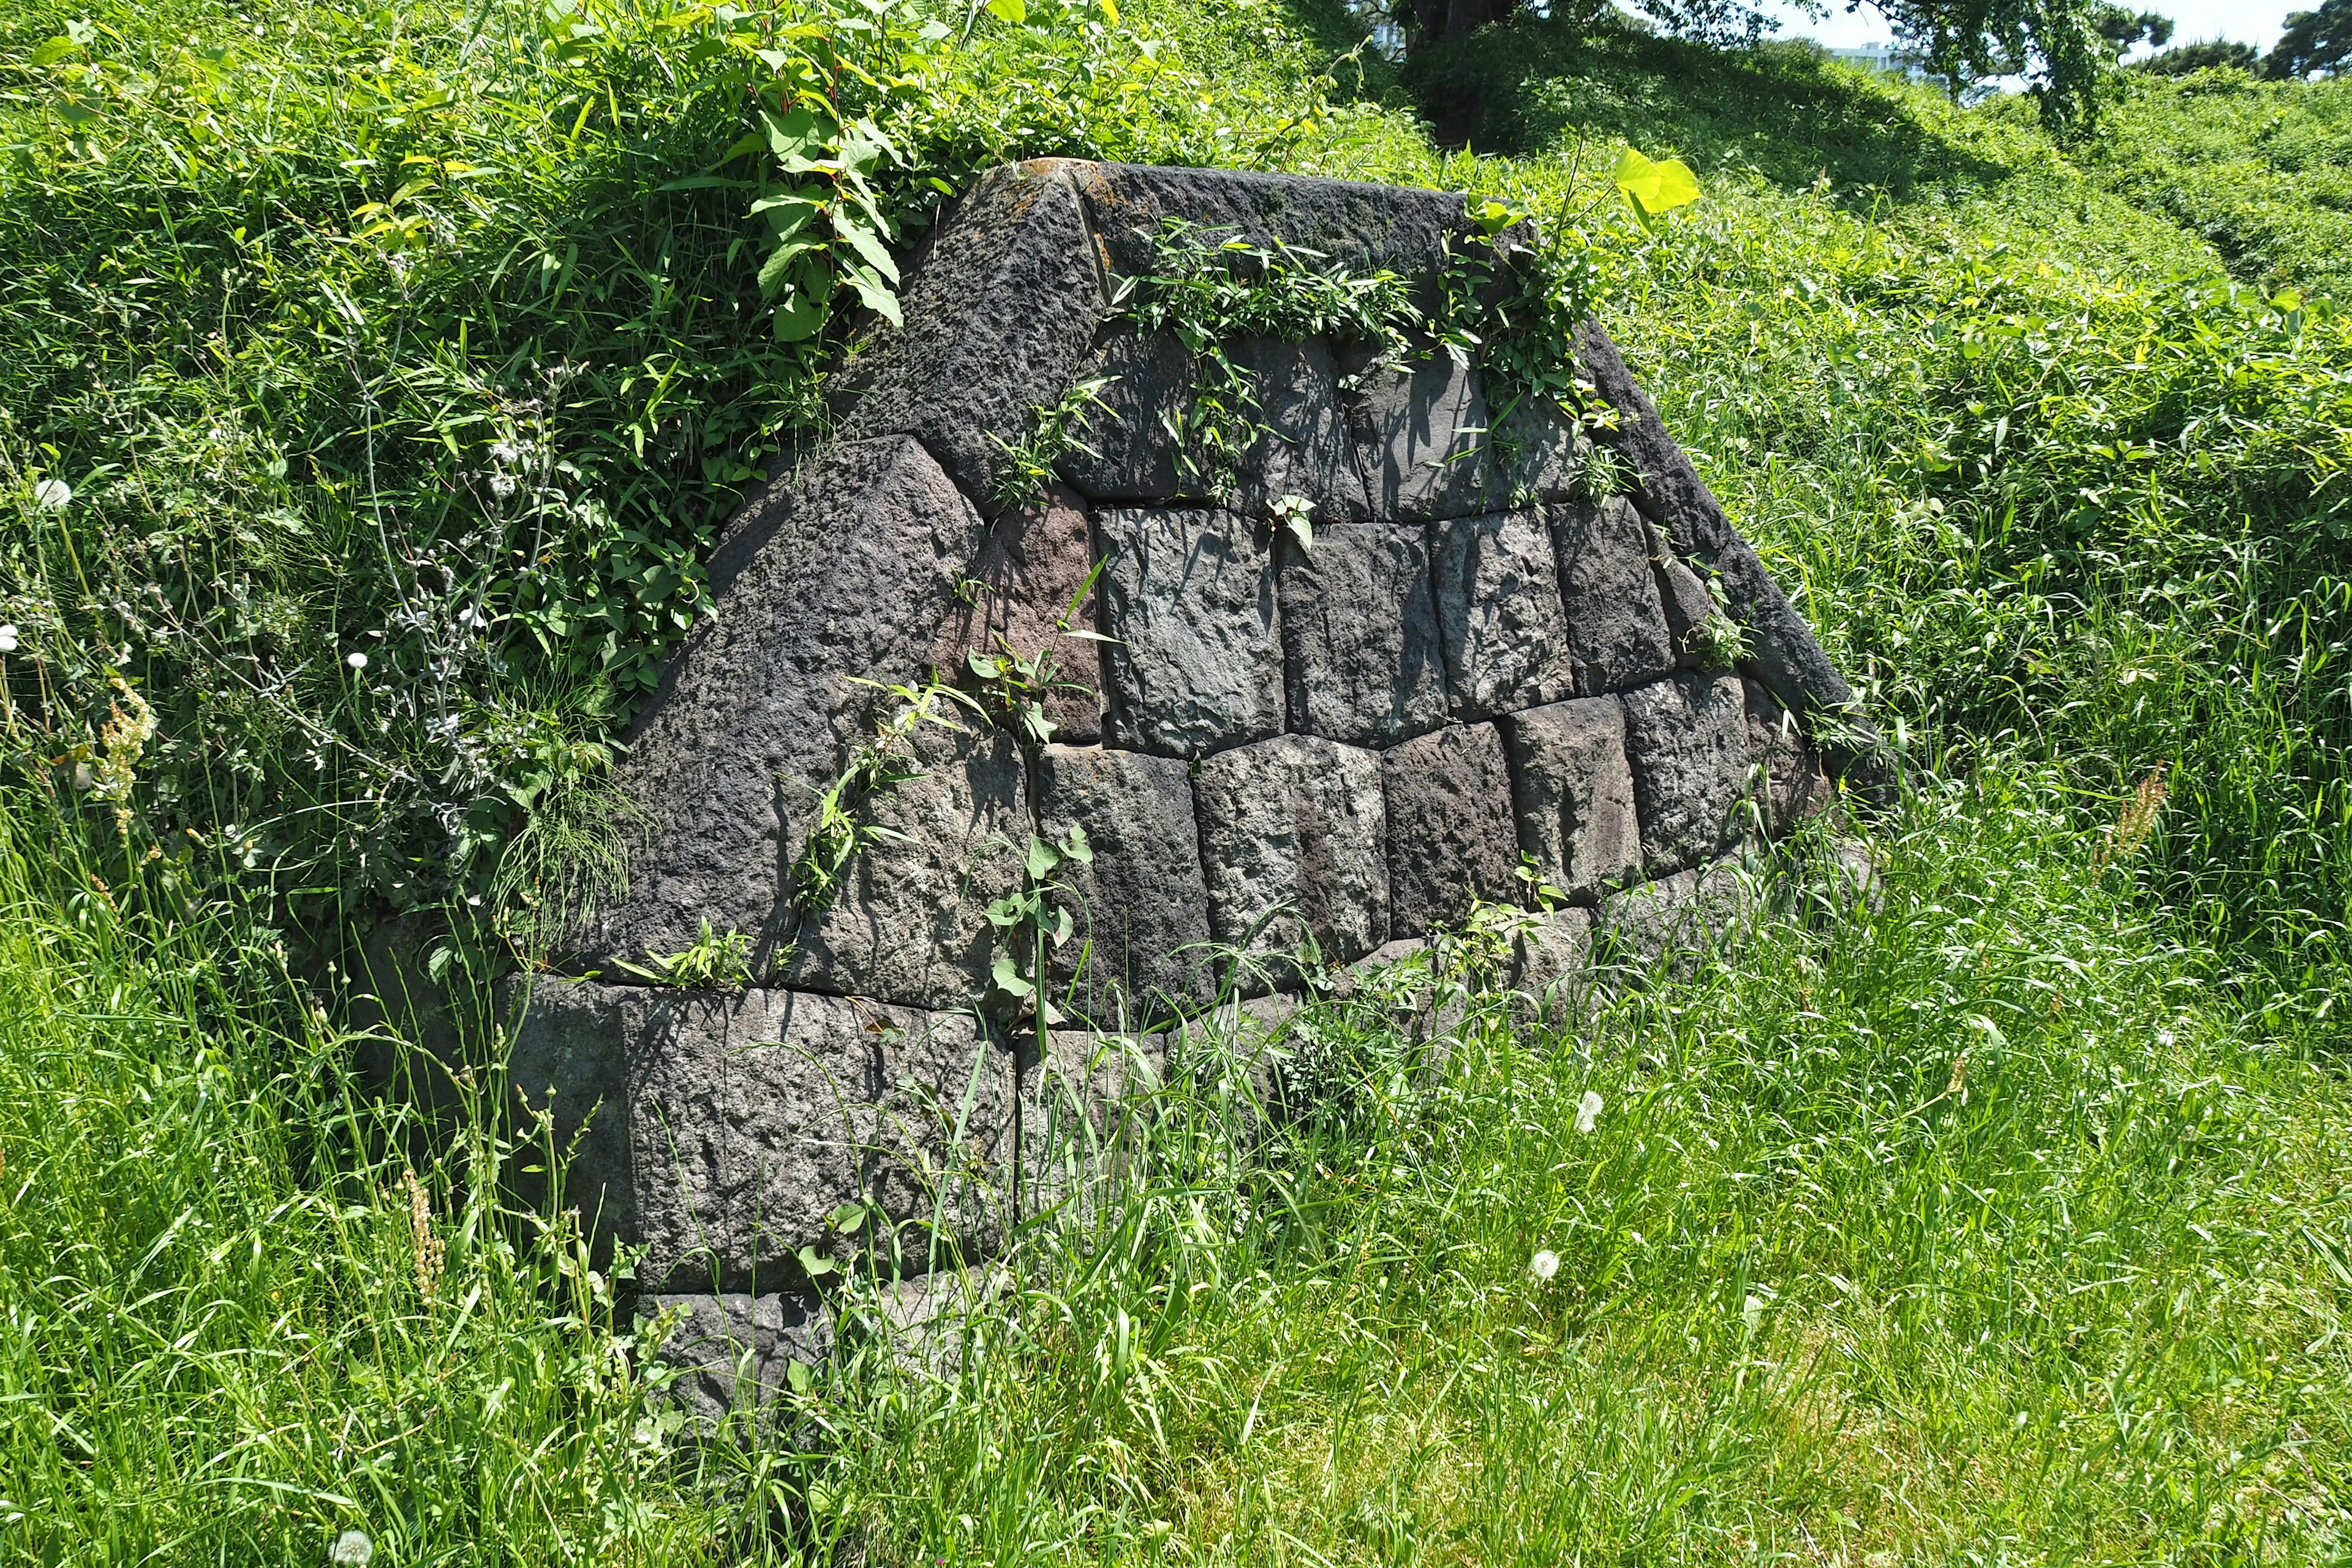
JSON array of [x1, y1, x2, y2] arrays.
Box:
[[508, 982, 1013, 1292], [1502, 696, 1641, 903], [1619, 673, 1749, 873], [1548, 494, 1675, 695], [1096, 506, 1284, 756], [1507, 905, 1596, 1022], [1381, 723, 1519, 937], [1343, 348, 1501, 522], [932, 484, 1102, 744], [1492, 393, 1591, 505], [1036, 744, 1214, 1023], [1074, 161, 1469, 281], [640, 1291, 834, 1430], [1743, 677, 1836, 838], [589, 439, 988, 972], [1432, 510, 1577, 720], [1593, 861, 1753, 979], [833, 161, 1107, 505], [1194, 734, 1389, 971], [1276, 522, 1449, 746], [1058, 332, 1369, 522], [780, 723, 1027, 1011], [1652, 529, 1722, 671]]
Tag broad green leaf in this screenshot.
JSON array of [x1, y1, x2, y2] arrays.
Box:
[[836, 218, 900, 285], [985, 0, 1025, 21], [990, 953, 1034, 998], [1025, 835, 1061, 881], [1611, 147, 1701, 219], [772, 284, 827, 342], [842, 263, 902, 326], [32, 36, 79, 66], [796, 1243, 837, 1278]]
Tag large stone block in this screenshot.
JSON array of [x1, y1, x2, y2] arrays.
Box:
[[1059, 331, 1370, 522], [1744, 676, 1836, 837], [508, 982, 1013, 1292], [590, 438, 987, 971], [1343, 349, 1502, 523], [640, 1292, 834, 1431], [1381, 723, 1519, 937], [1619, 673, 1749, 872], [1432, 510, 1578, 720], [779, 723, 1027, 1011], [1548, 495, 1675, 694], [833, 161, 1107, 504], [1492, 393, 1592, 505], [1096, 506, 1284, 756], [932, 484, 1102, 744], [1276, 522, 1449, 746], [1074, 162, 1469, 281], [1194, 734, 1389, 971], [1502, 696, 1642, 904], [1507, 905, 1596, 1022], [1592, 860, 1752, 979], [1649, 524, 1723, 671], [1036, 744, 1214, 1023]]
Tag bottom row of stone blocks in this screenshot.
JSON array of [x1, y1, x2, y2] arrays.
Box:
[[598, 848, 1883, 1423], [511, 850, 1840, 1303]]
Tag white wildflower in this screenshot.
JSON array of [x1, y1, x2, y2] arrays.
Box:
[[34, 478, 71, 509], [488, 440, 521, 467], [1574, 1090, 1604, 1134], [488, 471, 518, 499], [1529, 1249, 1560, 1281], [345, 651, 368, 670], [328, 1531, 374, 1567], [0, 624, 17, 652]]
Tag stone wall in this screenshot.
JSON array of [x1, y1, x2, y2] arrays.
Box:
[[507, 160, 1872, 1415]]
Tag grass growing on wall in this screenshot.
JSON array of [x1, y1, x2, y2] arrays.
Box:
[[1, 0, 2350, 1559]]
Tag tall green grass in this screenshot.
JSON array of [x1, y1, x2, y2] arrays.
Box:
[[774, 761, 2352, 1562], [0, 795, 757, 1559]]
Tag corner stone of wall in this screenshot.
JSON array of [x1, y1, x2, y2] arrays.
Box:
[[514, 160, 1883, 1401]]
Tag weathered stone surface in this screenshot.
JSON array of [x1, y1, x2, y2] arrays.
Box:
[[1343, 348, 1502, 522], [1593, 861, 1752, 978], [780, 723, 1027, 1011], [1096, 507, 1283, 756], [1381, 723, 1518, 937], [508, 982, 1011, 1291], [1276, 522, 1448, 746], [1058, 333, 1370, 522], [1743, 676, 1835, 838], [1493, 393, 1591, 504], [932, 484, 1102, 744], [1036, 744, 1213, 1023], [1507, 905, 1596, 1020], [641, 1292, 834, 1430], [1548, 495, 1675, 695], [833, 161, 1106, 504], [1619, 673, 1749, 873], [1074, 161, 1469, 280], [591, 438, 986, 972], [1502, 696, 1642, 903], [1194, 734, 1389, 970], [1432, 510, 1577, 719], [1651, 526, 1722, 671]]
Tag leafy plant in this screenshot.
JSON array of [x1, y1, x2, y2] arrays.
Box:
[[612, 917, 754, 989], [788, 679, 976, 916], [988, 375, 1118, 510]]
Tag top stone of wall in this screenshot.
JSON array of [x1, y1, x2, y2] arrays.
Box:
[[576, 159, 1872, 1016]]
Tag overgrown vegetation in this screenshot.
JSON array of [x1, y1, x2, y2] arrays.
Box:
[[2, 0, 2350, 1559]]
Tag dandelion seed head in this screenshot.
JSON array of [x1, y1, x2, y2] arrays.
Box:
[[488, 471, 518, 498], [1574, 1090, 1604, 1134], [329, 1531, 374, 1566], [345, 651, 368, 669], [34, 478, 71, 509], [1529, 1248, 1559, 1281], [0, 624, 17, 653]]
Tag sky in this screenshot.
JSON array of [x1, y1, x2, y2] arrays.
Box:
[[1757, 1, 2299, 56]]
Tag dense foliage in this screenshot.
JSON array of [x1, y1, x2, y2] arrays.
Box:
[[1, 0, 2348, 1559]]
